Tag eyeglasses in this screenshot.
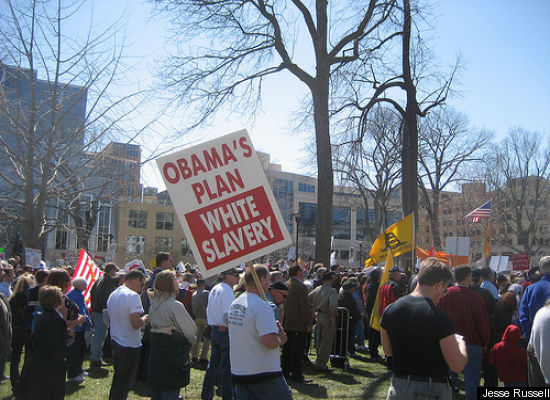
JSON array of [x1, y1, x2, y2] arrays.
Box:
[[280, 291, 288, 299]]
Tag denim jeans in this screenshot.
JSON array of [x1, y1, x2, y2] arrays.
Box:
[[201, 326, 233, 400], [234, 375, 293, 400], [387, 376, 453, 400], [91, 311, 108, 362], [450, 344, 482, 400], [67, 331, 87, 378], [109, 340, 141, 400], [355, 319, 365, 347]]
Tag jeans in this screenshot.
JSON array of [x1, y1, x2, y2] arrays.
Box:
[[355, 319, 365, 347], [109, 340, 141, 400], [201, 326, 233, 400], [67, 331, 87, 378], [450, 344, 482, 400], [151, 388, 180, 400], [234, 375, 293, 400], [387, 376, 453, 400], [91, 311, 108, 362]]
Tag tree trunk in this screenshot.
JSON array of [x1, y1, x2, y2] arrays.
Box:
[[430, 189, 441, 249], [312, 81, 333, 267]]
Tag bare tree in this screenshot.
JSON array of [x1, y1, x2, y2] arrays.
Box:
[[485, 128, 550, 256], [334, 105, 401, 243], [417, 107, 491, 249], [0, 0, 144, 251], [153, 0, 401, 266]]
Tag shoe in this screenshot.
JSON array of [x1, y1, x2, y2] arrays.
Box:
[[315, 366, 333, 372], [199, 359, 209, 364], [80, 371, 89, 377], [68, 375, 85, 383], [90, 359, 109, 367], [0, 375, 9, 381]]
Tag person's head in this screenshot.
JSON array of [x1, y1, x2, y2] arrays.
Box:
[[497, 291, 517, 311], [320, 270, 336, 284], [417, 258, 452, 302], [219, 267, 241, 286], [196, 279, 206, 288], [369, 267, 381, 282], [104, 262, 119, 278], [341, 280, 357, 293], [153, 270, 178, 295], [125, 269, 146, 293], [181, 272, 195, 284], [244, 264, 271, 293], [71, 277, 88, 292], [10, 273, 35, 300], [1, 264, 14, 283], [38, 285, 64, 311], [453, 265, 472, 286], [471, 268, 483, 286], [47, 268, 71, 291], [270, 271, 283, 283], [269, 280, 289, 305], [539, 256, 550, 276], [156, 252, 173, 270], [288, 264, 304, 279], [315, 267, 327, 280], [389, 266, 401, 282]]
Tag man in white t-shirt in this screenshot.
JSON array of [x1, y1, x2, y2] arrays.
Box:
[[107, 270, 149, 400], [201, 267, 241, 400], [228, 265, 292, 400]]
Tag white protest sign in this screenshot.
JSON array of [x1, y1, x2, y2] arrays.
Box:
[[156, 130, 292, 278], [24, 248, 42, 269], [490, 255, 509, 272], [445, 237, 470, 256]]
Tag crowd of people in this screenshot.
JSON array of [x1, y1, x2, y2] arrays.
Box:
[[0, 252, 549, 400]]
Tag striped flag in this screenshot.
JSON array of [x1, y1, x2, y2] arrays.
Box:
[[66, 249, 103, 310], [464, 200, 492, 222]]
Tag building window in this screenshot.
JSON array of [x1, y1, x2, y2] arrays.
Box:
[[273, 178, 294, 233], [298, 182, 315, 193], [97, 206, 111, 252], [181, 238, 192, 256], [298, 202, 317, 237], [332, 206, 351, 240], [156, 212, 174, 230], [129, 210, 147, 229], [155, 237, 173, 253], [127, 236, 145, 254], [55, 228, 69, 250]]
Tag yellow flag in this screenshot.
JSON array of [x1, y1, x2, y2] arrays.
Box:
[[369, 248, 393, 332], [364, 213, 415, 267], [484, 221, 491, 259]]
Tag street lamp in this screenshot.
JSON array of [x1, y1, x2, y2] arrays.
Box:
[[358, 241, 363, 268]]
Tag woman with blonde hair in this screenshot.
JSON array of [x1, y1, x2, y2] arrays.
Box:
[[9, 273, 35, 392], [148, 270, 197, 400]]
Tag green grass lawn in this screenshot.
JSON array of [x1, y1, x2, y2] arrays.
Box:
[[1, 351, 393, 399]]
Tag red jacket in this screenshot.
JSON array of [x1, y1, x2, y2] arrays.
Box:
[[438, 285, 490, 348], [488, 325, 527, 383], [379, 279, 401, 314]]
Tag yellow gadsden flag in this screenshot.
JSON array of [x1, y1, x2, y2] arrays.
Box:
[[369, 248, 394, 332], [364, 213, 415, 267]]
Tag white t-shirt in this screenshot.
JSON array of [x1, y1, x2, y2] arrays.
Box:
[[206, 282, 234, 326], [228, 292, 280, 376], [107, 285, 144, 348]]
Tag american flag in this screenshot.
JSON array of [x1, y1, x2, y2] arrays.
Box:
[[66, 249, 104, 310], [464, 200, 492, 222]]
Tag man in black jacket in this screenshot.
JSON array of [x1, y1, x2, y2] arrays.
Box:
[[89, 262, 119, 367]]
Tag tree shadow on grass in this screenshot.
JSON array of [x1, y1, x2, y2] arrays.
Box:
[[362, 370, 392, 399]]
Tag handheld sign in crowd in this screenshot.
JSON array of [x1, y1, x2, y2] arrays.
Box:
[[156, 130, 292, 278]]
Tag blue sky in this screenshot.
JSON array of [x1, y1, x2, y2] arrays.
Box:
[[74, 0, 550, 188]]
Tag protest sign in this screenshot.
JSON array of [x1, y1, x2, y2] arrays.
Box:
[[24, 247, 42, 269], [511, 253, 530, 271], [156, 130, 292, 278]]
